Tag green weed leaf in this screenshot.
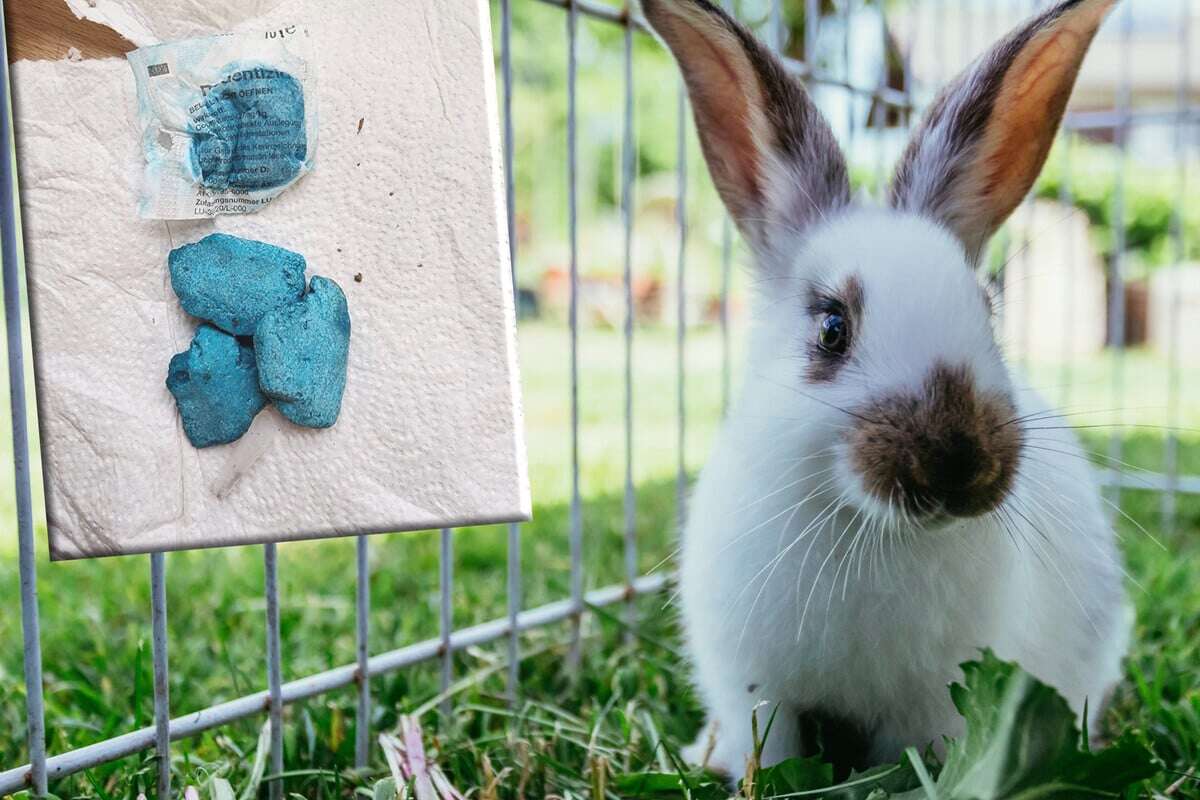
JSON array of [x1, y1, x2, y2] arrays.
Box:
[[615, 769, 729, 799], [906, 650, 1160, 799], [755, 756, 833, 795]]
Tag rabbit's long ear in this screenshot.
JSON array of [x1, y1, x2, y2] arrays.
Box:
[[890, 0, 1117, 264], [642, 0, 849, 255]]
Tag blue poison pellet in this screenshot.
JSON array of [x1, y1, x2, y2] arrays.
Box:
[[254, 276, 351, 429], [169, 233, 306, 336], [190, 64, 307, 191], [166, 324, 268, 448]]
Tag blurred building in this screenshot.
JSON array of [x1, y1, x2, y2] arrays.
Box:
[[1001, 201, 1108, 362], [1148, 264, 1200, 359]]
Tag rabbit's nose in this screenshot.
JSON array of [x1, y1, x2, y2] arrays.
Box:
[[929, 432, 982, 491], [916, 430, 1004, 517], [847, 361, 1022, 520]]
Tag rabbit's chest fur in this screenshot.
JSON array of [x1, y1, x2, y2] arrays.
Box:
[[679, 390, 1128, 770]]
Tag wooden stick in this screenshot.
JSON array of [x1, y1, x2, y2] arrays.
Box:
[[6, 0, 132, 62]]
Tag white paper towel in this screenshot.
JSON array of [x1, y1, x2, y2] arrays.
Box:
[[15, 0, 530, 559]]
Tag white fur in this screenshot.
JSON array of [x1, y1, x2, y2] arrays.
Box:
[[679, 208, 1130, 774]]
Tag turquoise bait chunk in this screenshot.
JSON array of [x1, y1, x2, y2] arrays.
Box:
[[166, 324, 267, 448], [254, 276, 351, 429], [169, 233, 306, 336]]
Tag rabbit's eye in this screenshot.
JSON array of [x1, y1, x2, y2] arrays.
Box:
[[818, 313, 848, 354]]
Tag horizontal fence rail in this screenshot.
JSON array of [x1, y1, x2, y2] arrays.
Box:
[[3, 0, 1197, 795]]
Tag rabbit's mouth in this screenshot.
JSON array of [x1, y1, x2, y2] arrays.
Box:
[[844, 361, 1023, 522]]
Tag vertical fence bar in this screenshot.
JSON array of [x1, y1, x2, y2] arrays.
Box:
[[263, 544, 284, 800], [499, 0, 522, 702], [566, 0, 584, 668], [501, 0, 517, 306], [1015, 0, 1035, 369], [720, 0, 739, 419], [805, 0, 819, 68], [675, 82, 688, 536], [1016, 214, 1035, 371], [843, 0, 855, 150], [150, 553, 171, 799], [621, 4, 638, 634], [439, 528, 453, 718], [353, 535, 370, 768], [1162, 0, 1190, 531], [960, 0, 970, 76], [506, 519, 522, 694], [770, 0, 784, 54], [506, 519, 521, 698], [903, 0, 918, 130], [1058, 132, 1076, 409], [719, 219, 732, 417], [935, 0, 947, 87], [0, 10, 48, 792], [871, 0, 889, 196], [1106, 3, 1132, 504]]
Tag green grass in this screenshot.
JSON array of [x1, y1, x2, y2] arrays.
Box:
[[1, 323, 1198, 798]]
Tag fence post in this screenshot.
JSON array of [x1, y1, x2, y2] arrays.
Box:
[[150, 553, 171, 798], [566, 0, 584, 670], [675, 81, 688, 537], [439, 528, 453, 719], [621, 2, 638, 638], [0, 5, 48, 793], [264, 544, 284, 800], [354, 535, 371, 768], [499, 0, 523, 705], [1162, 0, 1191, 532], [1105, 2, 1133, 506]]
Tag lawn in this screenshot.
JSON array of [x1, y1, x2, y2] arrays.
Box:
[[0, 321, 1198, 798]]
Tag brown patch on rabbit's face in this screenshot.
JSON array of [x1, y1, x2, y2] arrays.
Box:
[[847, 362, 1022, 519]]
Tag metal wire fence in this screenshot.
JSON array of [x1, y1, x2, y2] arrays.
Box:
[[1, 0, 1196, 796]]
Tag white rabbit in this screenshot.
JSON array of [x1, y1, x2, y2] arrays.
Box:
[[640, 0, 1130, 779]]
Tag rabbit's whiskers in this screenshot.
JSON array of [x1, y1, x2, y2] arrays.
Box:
[[798, 501, 864, 645], [731, 490, 848, 657], [1021, 480, 1146, 592]]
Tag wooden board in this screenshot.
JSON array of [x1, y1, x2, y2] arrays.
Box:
[[6, 0, 133, 62]]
